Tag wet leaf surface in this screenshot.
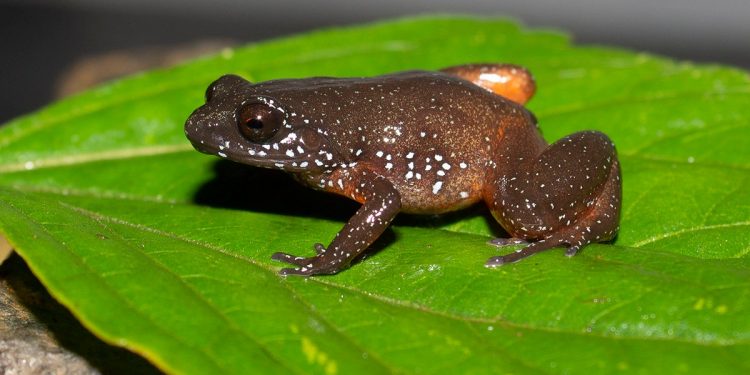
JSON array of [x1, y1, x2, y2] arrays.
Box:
[[0, 17, 748, 374]]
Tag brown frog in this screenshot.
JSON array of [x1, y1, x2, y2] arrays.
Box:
[[185, 64, 621, 276]]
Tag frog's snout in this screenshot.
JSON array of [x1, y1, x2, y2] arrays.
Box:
[[184, 105, 223, 155]]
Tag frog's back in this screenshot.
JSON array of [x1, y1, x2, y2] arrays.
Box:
[[263, 71, 537, 213]]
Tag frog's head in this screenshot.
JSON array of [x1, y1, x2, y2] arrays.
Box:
[[185, 74, 340, 172]]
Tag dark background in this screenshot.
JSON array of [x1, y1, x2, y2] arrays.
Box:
[[2, 0, 749, 124]]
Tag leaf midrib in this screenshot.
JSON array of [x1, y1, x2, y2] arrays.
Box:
[[6, 181, 749, 256], [44, 192, 750, 347], [6, 160, 750, 256]]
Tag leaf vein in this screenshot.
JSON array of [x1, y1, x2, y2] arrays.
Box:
[[0, 144, 194, 173], [59, 202, 312, 375], [631, 221, 750, 248], [0, 198, 228, 374], [539, 89, 750, 120], [63, 202, 396, 373]]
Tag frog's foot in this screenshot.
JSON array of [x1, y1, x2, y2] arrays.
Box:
[[565, 245, 581, 257], [487, 237, 528, 247], [271, 164, 400, 276], [485, 237, 569, 267], [271, 243, 341, 276], [486, 188, 619, 268]]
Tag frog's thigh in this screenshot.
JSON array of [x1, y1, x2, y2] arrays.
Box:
[[536, 131, 621, 247], [440, 63, 535, 104], [486, 131, 621, 265], [498, 130, 620, 239]]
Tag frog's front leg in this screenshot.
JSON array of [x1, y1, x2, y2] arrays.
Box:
[[272, 166, 401, 276]]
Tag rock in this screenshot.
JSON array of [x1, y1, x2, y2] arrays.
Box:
[[0, 253, 162, 374]]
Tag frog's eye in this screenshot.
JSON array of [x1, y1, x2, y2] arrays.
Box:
[[237, 103, 284, 143]]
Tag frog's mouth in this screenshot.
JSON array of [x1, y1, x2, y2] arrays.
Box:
[[186, 130, 339, 173], [185, 104, 339, 172], [186, 135, 305, 168]]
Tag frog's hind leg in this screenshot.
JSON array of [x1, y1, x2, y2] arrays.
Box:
[[440, 63, 536, 105], [485, 130, 622, 266]]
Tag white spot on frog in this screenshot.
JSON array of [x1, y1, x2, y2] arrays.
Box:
[[432, 181, 443, 194]]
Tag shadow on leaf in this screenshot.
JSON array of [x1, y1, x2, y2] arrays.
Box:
[[193, 160, 505, 233]]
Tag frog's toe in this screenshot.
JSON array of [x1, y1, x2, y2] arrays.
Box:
[[485, 237, 570, 267], [272, 243, 328, 265], [485, 255, 508, 267], [565, 245, 581, 257], [486, 238, 528, 266], [272, 254, 319, 276], [278, 266, 315, 276], [487, 237, 528, 247], [271, 249, 344, 276], [271, 251, 310, 266], [485, 247, 534, 267], [313, 242, 327, 255]]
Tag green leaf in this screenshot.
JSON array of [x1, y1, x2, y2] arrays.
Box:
[[1, 16, 749, 374]]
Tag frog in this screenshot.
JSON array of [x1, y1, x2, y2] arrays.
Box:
[[185, 63, 621, 276]]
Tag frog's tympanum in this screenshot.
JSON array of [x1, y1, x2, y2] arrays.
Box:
[[185, 64, 621, 276]]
